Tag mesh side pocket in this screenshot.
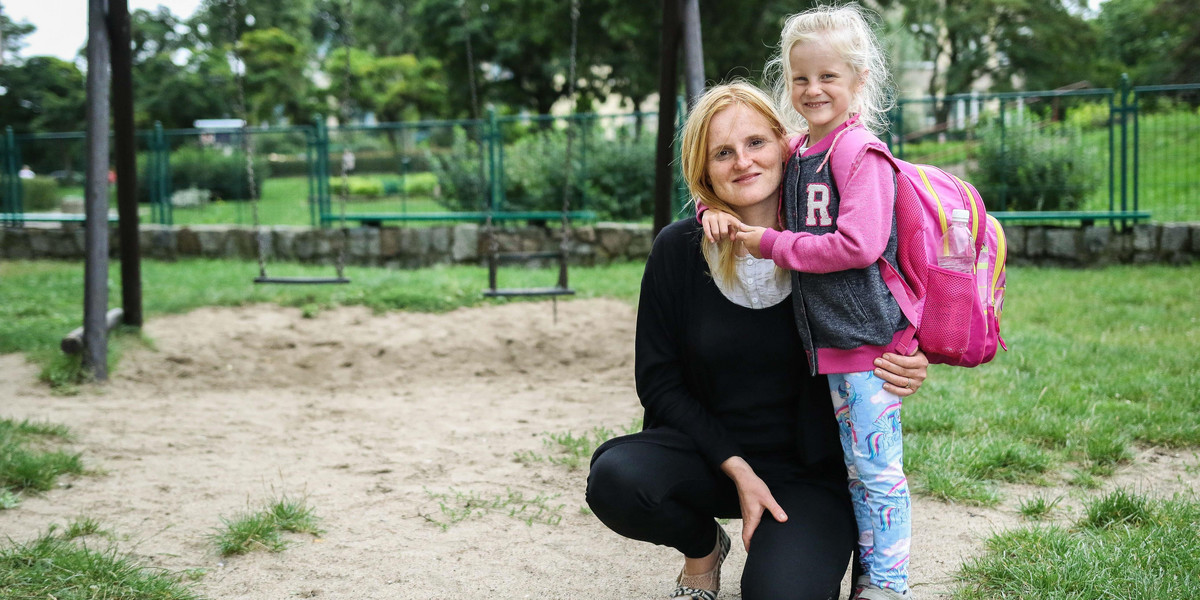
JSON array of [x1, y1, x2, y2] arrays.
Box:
[[920, 265, 975, 359]]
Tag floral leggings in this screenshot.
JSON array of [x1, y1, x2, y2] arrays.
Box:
[[828, 371, 911, 593]]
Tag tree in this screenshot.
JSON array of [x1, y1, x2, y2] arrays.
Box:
[[239, 27, 317, 124], [1, 5, 36, 65], [1092, 0, 1198, 86], [0, 57, 86, 172], [902, 0, 1094, 120], [128, 7, 237, 129]]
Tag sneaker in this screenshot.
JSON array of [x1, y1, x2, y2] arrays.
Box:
[[857, 584, 914, 600]]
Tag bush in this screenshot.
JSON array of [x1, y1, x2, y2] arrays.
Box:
[[969, 123, 1098, 212], [20, 177, 60, 211], [502, 129, 656, 220], [581, 138, 656, 221], [267, 150, 434, 178], [330, 176, 385, 198], [430, 125, 657, 220], [134, 147, 268, 203], [428, 127, 488, 212]]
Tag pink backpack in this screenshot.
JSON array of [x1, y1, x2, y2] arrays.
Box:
[[825, 126, 1008, 366]]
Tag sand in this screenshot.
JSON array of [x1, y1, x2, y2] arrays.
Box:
[[1, 299, 1194, 599]]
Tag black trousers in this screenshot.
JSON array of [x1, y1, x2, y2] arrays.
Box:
[[586, 429, 858, 600]]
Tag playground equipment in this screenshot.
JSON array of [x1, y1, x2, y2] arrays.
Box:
[[228, 0, 351, 285], [480, 0, 581, 300]]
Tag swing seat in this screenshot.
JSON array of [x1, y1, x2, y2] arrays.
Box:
[[254, 276, 351, 285], [483, 287, 575, 298]]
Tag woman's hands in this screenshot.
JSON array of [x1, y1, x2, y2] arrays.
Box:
[[874, 348, 929, 397], [720, 456, 787, 551]]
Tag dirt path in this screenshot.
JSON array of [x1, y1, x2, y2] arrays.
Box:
[[1, 300, 1194, 599]]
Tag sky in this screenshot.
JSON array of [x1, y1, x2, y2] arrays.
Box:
[[5, 0, 204, 62]]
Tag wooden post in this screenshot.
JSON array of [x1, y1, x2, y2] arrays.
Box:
[[83, 0, 111, 380], [653, 0, 682, 238], [109, 0, 143, 328], [680, 0, 705, 108]]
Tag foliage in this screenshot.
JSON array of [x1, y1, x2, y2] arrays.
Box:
[[152, 146, 269, 202], [427, 127, 488, 212], [434, 125, 656, 220], [421, 487, 565, 530], [1091, 0, 1200, 86], [0, 532, 202, 600], [240, 28, 317, 125], [0, 57, 86, 135], [902, 0, 1095, 115], [330, 176, 384, 198], [210, 495, 323, 556], [903, 265, 1200, 505], [0, 10, 36, 63], [12, 177, 60, 212], [957, 491, 1200, 599], [580, 135, 657, 221], [969, 121, 1099, 211], [328, 47, 450, 122], [0, 418, 84, 506]]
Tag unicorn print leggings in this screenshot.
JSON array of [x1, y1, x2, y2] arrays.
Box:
[[829, 371, 911, 593]]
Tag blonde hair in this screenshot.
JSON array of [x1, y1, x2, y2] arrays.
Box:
[[766, 3, 894, 136], [681, 81, 787, 286]]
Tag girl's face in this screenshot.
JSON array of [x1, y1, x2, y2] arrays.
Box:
[[704, 104, 787, 213], [789, 36, 863, 143]]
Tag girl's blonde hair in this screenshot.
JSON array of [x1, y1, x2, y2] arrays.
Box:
[[766, 3, 894, 136], [681, 81, 787, 286]]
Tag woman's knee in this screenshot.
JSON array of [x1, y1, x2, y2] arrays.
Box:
[[585, 444, 649, 519]]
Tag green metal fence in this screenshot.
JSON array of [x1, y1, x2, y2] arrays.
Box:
[[889, 78, 1200, 223], [3, 81, 1195, 228]]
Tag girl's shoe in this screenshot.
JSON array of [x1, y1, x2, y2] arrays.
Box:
[[857, 584, 914, 600], [670, 526, 732, 600], [851, 574, 872, 599]]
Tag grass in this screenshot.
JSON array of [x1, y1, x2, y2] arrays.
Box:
[[166, 174, 447, 227], [420, 487, 565, 530], [210, 495, 323, 556], [0, 258, 645, 387], [0, 528, 200, 600], [904, 264, 1200, 505], [0, 418, 84, 507], [957, 490, 1200, 599], [514, 418, 643, 471], [1017, 495, 1062, 521]]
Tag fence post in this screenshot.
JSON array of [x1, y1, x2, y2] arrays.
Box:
[[1, 126, 21, 223], [317, 117, 331, 228], [998, 99, 1008, 210], [1118, 74, 1131, 227], [1130, 76, 1140, 220], [305, 121, 317, 227]]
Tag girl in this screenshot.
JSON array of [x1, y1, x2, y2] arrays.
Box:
[[702, 5, 913, 599]]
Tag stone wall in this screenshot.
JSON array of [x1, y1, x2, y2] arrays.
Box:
[[2, 222, 1197, 267]]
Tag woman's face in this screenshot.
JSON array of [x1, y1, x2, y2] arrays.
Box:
[[705, 104, 786, 212]]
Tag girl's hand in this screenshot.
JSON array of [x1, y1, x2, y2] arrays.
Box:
[[720, 456, 787, 551], [734, 225, 767, 258], [702, 209, 743, 243], [874, 348, 928, 397]]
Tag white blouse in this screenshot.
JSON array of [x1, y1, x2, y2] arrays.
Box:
[[705, 245, 791, 310]]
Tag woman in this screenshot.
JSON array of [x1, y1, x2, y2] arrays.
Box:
[[585, 82, 928, 600]]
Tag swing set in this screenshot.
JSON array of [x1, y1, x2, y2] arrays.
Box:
[[229, 0, 583, 296]]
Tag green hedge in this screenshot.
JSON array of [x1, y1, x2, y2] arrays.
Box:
[[429, 126, 656, 220], [268, 150, 435, 178], [970, 123, 1099, 211], [0, 176, 59, 212], [137, 147, 268, 203]]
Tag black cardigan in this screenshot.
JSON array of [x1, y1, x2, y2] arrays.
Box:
[[634, 219, 842, 471]]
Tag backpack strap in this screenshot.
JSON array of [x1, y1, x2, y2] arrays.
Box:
[[821, 124, 922, 354]]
